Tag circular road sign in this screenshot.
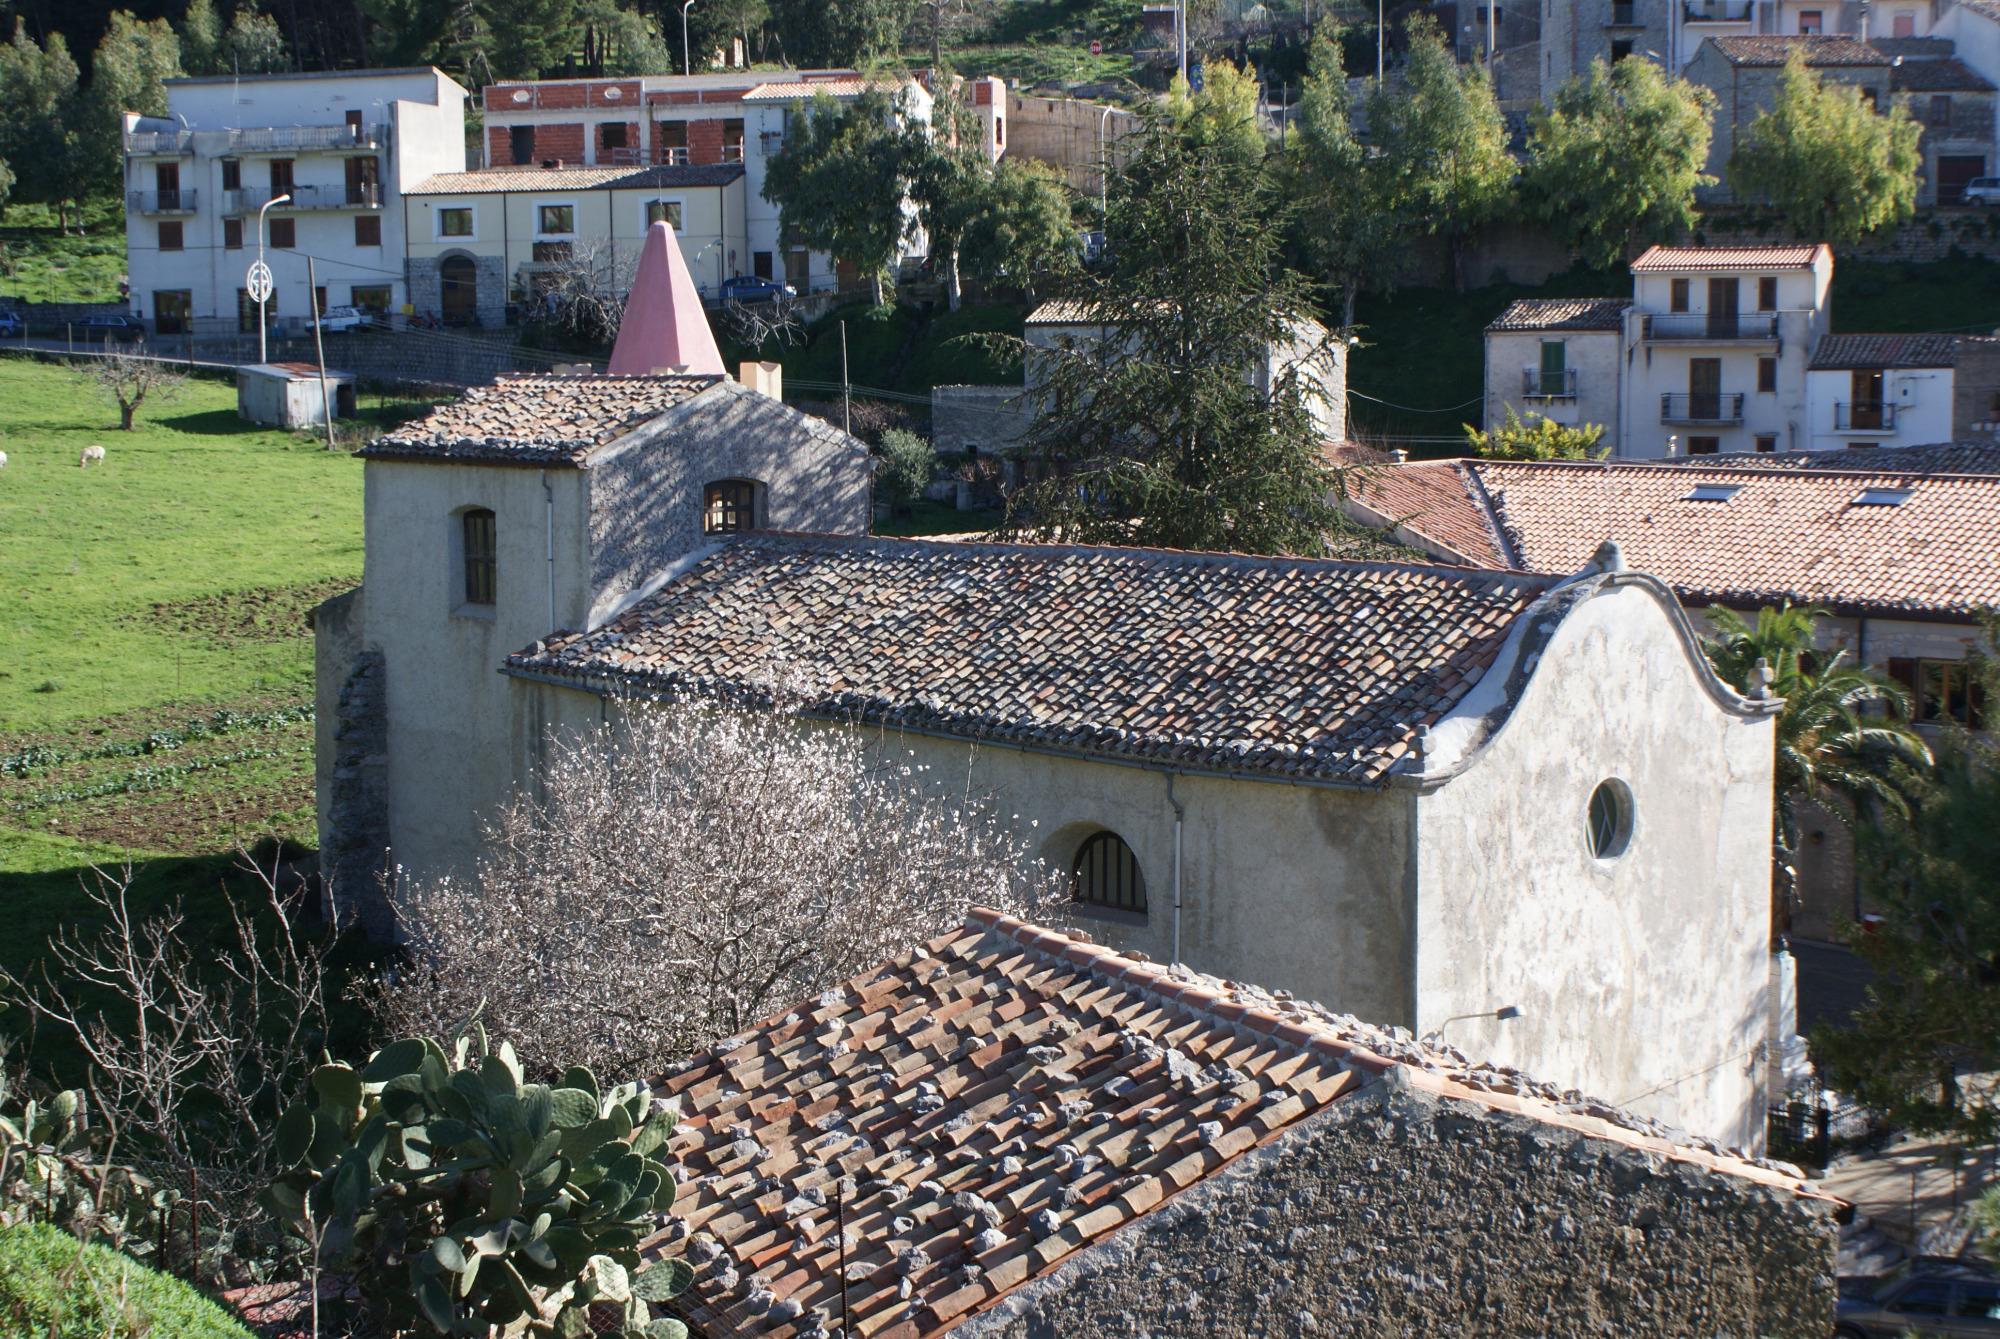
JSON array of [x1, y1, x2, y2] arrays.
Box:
[[245, 260, 274, 305], [1090, 38, 1102, 54]]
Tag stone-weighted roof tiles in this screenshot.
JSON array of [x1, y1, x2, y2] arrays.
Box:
[[506, 534, 1555, 785]]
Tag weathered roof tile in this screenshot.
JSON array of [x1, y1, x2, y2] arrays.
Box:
[[361, 372, 720, 464], [507, 534, 1555, 785]]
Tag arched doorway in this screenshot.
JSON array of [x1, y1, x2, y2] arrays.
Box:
[[439, 255, 476, 326]]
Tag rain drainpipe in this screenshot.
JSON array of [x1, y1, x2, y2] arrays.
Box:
[[1166, 771, 1186, 968], [540, 470, 556, 632]]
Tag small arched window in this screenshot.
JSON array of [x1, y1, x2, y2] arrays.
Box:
[[461, 508, 496, 606], [704, 479, 757, 535], [1586, 779, 1634, 861], [1072, 831, 1146, 914]]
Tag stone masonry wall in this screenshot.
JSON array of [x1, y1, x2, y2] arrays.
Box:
[[313, 588, 394, 939], [957, 1079, 1838, 1339], [930, 384, 1034, 457], [406, 253, 508, 328]]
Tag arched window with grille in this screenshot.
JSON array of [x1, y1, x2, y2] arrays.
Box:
[[1071, 830, 1146, 914], [704, 479, 758, 534]]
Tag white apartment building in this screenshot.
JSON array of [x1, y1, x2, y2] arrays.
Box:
[[122, 67, 467, 338], [475, 70, 975, 296], [1805, 333, 1965, 446], [1482, 244, 1835, 458], [1620, 243, 1833, 457]]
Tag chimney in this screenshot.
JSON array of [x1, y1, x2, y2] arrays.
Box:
[[1391, 447, 1409, 464], [739, 360, 782, 401]]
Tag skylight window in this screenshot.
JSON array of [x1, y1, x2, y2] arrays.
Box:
[[1853, 487, 1914, 507], [1686, 484, 1741, 502]]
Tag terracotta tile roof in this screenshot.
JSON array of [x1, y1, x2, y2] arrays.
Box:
[[1374, 460, 2000, 617], [1346, 461, 1509, 567], [506, 534, 1555, 785], [1870, 35, 1957, 59], [1707, 34, 1887, 65], [1668, 440, 2000, 474], [1892, 57, 1996, 91], [1810, 332, 1961, 369], [1322, 440, 1393, 466], [640, 909, 1821, 1339], [362, 373, 721, 464], [1486, 297, 1631, 332], [407, 166, 638, 194], [1630, 243, 1828, 272], [742, 78, 911, 101], [1023, 300, 1100, 325], [605, 163, 747, 188]]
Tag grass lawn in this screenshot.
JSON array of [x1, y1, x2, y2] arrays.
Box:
[[0, 355, 370, 1074], [0, 200, 128, 305], [875, 498, 1005, 537]]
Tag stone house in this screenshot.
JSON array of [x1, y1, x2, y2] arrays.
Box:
[[1341, 449, 1999, 943], [638, 909, 1841, 1338], [1686, 35, 1892, 196], [1890, 50, 2000, 202], [320, 256, 1785, 1151], [1482, 297, 1631, 452]]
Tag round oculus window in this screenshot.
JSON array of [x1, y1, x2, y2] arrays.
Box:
[[1586, 779, 1633, 861]]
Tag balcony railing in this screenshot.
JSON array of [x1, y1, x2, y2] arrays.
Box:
[[1521, 367, 1579, 399], [1685, 0, 1755, 20], [1835, 401, 1897, 430], [127, 190, 197, 214], [124, 130, 193, 155], [224, 124, 387, 152], [229, 183, 383, 212], [722, 142, 745, 162], [1662, 393, 1746, 424], [1645, 312, 1780, 341]]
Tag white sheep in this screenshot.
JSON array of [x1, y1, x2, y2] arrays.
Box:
[[0, 450, 8, 468], [79, 444, 105, 468]]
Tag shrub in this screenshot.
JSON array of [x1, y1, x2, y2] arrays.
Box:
[[0, 1222, 255, 1339], [877, 428, 938, 514], [268, 1027, 692, 1338], [0, 1075, 160, 1259], [1464, 406, 1607, 461]]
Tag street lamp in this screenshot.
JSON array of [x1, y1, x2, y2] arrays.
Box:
[[1421, 1004, 1522, 1048], [1097, 103, 1115, 223], [252, 192, 291, 364], [682, 0, 698, 77]]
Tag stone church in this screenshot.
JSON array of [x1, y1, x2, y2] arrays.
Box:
[[317, 222, 1783, 1151]]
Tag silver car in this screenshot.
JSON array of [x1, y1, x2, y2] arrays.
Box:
[[1837, 1261, 2000, 1337], [1962, 177, 2000, 207]]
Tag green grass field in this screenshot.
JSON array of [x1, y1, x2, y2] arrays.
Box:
[[0, 201, 128, 305], [0, 357, 366, 1036]]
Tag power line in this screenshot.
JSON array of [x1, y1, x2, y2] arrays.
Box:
[[1348, 388, 1485, 414]]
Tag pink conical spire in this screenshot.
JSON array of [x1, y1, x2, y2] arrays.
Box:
[[609, 219, 726, 377]]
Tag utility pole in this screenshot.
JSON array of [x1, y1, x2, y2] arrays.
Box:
[[1377, 0, 1385, 83], [1178, 0, 1188, 86], [839, 319, 851, 436], [1486, 0, 1495, 70], [307, 255, 336, 450]]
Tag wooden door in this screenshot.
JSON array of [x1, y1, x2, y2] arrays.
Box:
[[1707, 278, 1738, 338], [1690, 358, 1722, 421], [440, 255, 476, 326], [1851, 369, 1884, 429]]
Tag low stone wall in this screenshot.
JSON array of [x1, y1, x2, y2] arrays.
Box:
[[959, 1079, 1839, 1338], [931, 383, 1034, 457]]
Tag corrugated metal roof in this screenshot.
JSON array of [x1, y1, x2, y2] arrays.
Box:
[[1630, 244, 1828, 272]]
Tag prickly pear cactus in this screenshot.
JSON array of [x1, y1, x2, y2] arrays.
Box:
[[0, 1075, 162, 1253], [267, 1026, 693, 1338]]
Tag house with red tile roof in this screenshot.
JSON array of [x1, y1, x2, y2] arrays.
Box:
[[636, 908, 1840, 1338]]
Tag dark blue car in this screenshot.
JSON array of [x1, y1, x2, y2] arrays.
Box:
[[0, 309, 22, 338], [719, 275, 797, 303]]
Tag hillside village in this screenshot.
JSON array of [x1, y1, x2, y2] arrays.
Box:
[[1, 0, 2000, 1335]]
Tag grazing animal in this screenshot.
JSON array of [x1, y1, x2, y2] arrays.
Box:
[[0, 451, 8, 468], [79, 445, 105, 468]]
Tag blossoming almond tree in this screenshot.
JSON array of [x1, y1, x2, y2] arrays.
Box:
[[371, 695, 1069, 1078]]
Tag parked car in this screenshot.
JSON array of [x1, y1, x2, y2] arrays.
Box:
[[719, 274, 797, 303], [78, 314, 145, 343], [1963, 178, 2000, 206], [0, 309, 23, 338], [1837, 1259, 2000, 1337], [311, 305, 370, 334]]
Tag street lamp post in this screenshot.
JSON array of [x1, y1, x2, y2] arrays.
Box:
[[251, 193, 291, 364], [682, 0, 698, 77], [1097, 103, 1115, 223]]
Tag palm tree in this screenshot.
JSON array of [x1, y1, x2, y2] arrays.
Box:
[[1704, 604, 1933, 934]]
